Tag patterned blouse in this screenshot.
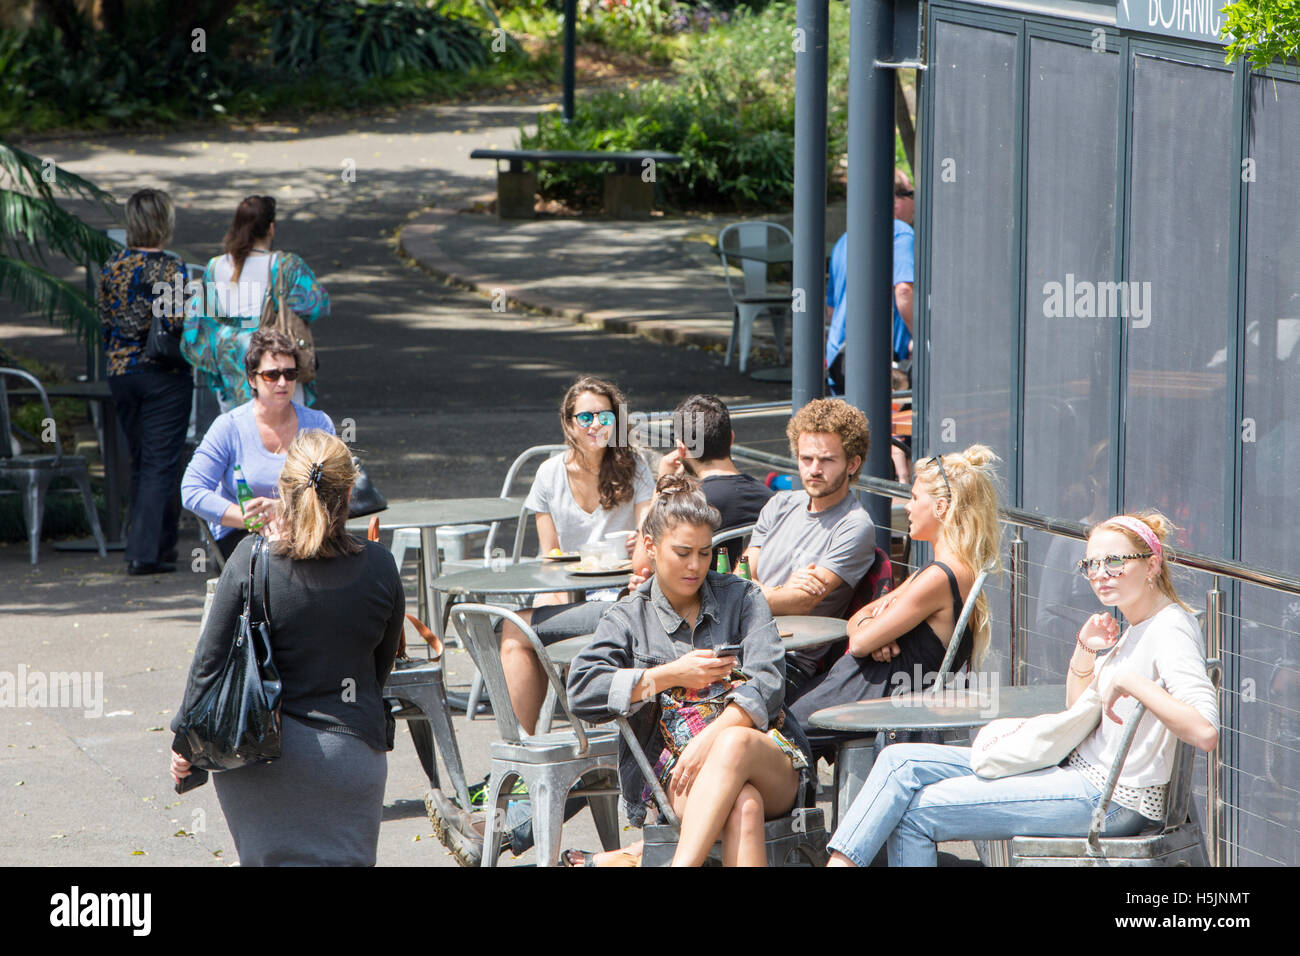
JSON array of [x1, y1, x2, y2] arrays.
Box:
[[98, 249, 189, 377], [180, 251, 329, 408]]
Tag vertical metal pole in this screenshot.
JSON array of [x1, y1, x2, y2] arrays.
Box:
[[845, 0, 895, 552], [792, 0, 830, 413], [1009, 531, 1028, 685], [562, 0, 577, 123], [1205, 581, 1224, 867]]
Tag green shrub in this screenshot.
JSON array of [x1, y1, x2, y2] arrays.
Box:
[[523, 1, 850, 211]]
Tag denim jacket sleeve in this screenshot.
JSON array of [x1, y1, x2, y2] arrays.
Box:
[[566, 604, 649, 724], [724, 581, 785, 730]]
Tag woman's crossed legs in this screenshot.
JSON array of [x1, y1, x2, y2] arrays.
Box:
[[669, 726, 801, 867]]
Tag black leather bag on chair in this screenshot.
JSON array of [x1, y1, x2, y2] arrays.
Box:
[[348, 456, 387, 518]]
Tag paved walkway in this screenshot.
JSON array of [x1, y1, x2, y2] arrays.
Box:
[[0, 96, 973, 868]]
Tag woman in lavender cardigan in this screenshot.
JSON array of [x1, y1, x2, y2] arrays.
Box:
[[182, 329, 334, 561]]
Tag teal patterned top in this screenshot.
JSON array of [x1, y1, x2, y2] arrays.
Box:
[[181, 251, 329, 407]]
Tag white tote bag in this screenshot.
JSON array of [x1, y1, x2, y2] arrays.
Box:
[[969, 631, 1127, 779]]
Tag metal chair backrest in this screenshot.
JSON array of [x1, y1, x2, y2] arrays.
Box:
[[717, 221, 792, 302], [0, 368, 60, 464], [935, 560, 996, 681], [481, 443, 566, 563], [1086, 657, 1221, 849], [711, 523, 755, 566], [450, 603, 590, 753]]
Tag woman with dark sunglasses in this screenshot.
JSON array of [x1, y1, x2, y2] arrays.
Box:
[[825, 510, 1219, 867], [182, 329, 335, 561]]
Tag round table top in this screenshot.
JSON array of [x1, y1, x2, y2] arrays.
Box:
[[776, 615, 849, 651], [345, 496, 524, 533], [433, 560, 630, 596], [807, 683, 1066, 732]]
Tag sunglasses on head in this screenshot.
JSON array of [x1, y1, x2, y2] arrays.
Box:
[[573, 410, 616, 428], [255, 367, 299, 383], [1077, 553, 1154, 578], [926, 454, 952, 500]]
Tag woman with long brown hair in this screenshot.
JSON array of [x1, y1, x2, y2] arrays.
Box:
[[427, 375, 654, 866], [170, 430, 404, 866], [182, 195, 329, 411]]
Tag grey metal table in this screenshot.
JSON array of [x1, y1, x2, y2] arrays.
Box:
[[777, 615, 849, 652], [808, 684, 1066, 734], [433, 560, 631, 600], [809, 683, 1068, 831], [345, 496, 525, 629]]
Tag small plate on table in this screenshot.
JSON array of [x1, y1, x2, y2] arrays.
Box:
[[542, 552, 581, 562], [568, 561, 633, 575]]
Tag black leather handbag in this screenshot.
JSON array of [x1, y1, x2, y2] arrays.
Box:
[[348, 455, 388, 518], [177, 537, 283, 771]]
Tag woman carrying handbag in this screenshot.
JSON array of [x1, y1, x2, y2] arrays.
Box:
[[825, 511, 1220, 867], [181, 194, 329, 412], [170, 431, 404, 866]]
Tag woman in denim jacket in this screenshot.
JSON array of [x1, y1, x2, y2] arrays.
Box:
[[567, 474, 813, 866]]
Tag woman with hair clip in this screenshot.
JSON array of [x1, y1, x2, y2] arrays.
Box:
[[170, 430, 405, 866], [825, 510, 1219, 867], [566, 474, 814, 867], [787, 445, 1003, 757], [182, 194, 329, 411]]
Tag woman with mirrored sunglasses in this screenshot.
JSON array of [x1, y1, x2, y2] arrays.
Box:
[[182, 329, 335, 561], [428, 376, 656, 865], [825, 510, 1219, 867]]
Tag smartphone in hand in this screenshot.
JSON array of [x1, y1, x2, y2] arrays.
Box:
[[714, 642, 743, 659]]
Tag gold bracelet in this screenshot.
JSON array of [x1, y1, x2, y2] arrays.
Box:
[[1069, 663, 1095, 678], [1075, 635, 1099, 655]]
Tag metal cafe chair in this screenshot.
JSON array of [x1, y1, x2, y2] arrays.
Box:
[[0, 368, 107, 565], [998, 659, 1223, 866], [717, 222, 792, 374], [451, 603, 622, 867]]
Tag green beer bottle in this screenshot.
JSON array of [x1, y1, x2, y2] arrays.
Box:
[[735, 556, 752, 580], [715, 549, 731, 574], [234, 465, 263, 531]]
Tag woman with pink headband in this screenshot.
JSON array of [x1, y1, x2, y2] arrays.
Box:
[[824, 510, 1219, 867]]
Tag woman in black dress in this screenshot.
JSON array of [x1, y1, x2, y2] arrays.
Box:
[[169, 430, 404, 866]]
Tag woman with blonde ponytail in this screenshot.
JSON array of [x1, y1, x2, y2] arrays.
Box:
[[170, 430, 405, 866], [826, 509, 1218, 867], [788, 444, 1003, 756]]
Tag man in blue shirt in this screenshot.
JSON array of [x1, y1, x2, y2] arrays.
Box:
[[825, 169, 916, 395]]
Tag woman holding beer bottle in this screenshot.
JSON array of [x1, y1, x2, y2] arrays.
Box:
[[182, 329, 335, 561]]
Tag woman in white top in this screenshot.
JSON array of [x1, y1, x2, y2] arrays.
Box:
[[825, 510, 1219, 867], [181, 195, 329, 412], [499, 376, 655, 734]]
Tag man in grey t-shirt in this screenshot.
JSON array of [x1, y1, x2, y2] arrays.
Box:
[[740, 399, 876, 685]]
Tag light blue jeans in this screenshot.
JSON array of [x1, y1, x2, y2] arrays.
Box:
[[828, 743, 1152, 867]]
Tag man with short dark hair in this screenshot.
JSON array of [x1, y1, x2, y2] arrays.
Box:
[[658, 394, 773, 566]]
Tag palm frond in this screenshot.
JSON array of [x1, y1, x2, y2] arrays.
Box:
[[0, 254, 98, 343], [0, 188, 121, 267], [0, 142, 116, 209]]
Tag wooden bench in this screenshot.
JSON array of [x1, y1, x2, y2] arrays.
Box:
[[469, 148, 683, 219]]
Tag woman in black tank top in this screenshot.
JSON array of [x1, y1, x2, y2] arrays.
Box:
[[788, 446, 1002, 757]]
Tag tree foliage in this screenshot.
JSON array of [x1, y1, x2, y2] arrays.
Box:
[[0, 142, 119, 342], [1222, 0, 1300, 69]]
